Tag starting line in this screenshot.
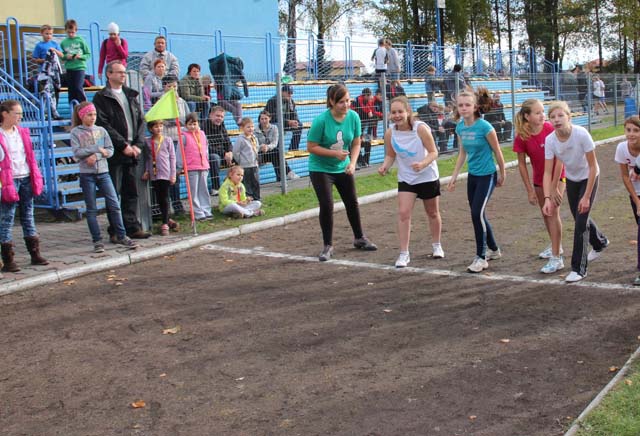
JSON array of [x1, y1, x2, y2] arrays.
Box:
[[203, 244, 640, 293]]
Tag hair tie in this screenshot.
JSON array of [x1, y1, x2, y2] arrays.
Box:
[[78, 104, 96, 120]]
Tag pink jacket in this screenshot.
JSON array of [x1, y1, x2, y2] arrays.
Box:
[[178, 130, 210, 171], [0, 127, 45, 203]]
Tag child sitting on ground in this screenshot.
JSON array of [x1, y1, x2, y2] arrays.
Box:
[[219, 165, 264, 218], [233, 117, 261, 200], [70, 102, 138, 252], [142, 120, 177, 236]]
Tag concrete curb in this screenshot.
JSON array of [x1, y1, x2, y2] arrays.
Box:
[[564, 343, 640, 435], [0, 136, 622, 297]]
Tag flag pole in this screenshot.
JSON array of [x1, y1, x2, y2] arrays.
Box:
[[145, 88, 197, 235], [175, 121, 197, 235]]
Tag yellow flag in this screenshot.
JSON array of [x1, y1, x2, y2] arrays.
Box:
[[144, 88, 179, 121]]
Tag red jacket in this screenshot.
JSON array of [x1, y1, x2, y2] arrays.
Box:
[[352, 95, 382, 120], [0, 127, 44, 203]]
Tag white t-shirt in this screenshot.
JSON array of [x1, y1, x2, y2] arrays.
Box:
[[390, 121, 439, 185], [593, 79, 605, 98], [544, 124, 598, 181], [0, 127, 30, 178], [614, 140, 640, 195], [373, 47, 388, 71]]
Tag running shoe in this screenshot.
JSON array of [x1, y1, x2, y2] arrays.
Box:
[[354, 237, 378, 251], [432, 244, 445, 259], [540, 256, 564, 274], [319, 245, 334, 262], [486, 248, 502, 260], [114, 236, 139, 249], [565, 271, 586, 282], [587, 239, 609, 262], [539, 245, 564, 259], [395, 252, 410, 268], [467, 257, 488, 273]]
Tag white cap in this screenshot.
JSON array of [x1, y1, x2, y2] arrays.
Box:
[[107, 22, 119, 34]]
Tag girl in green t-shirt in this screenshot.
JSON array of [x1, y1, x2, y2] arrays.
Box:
[[306, 84, 377, 262]]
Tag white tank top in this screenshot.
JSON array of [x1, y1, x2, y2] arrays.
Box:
[[391, 120, 439, 185]]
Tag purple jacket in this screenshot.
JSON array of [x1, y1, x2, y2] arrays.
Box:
[[144, 136, 176, 181], [0, 127, 44, 203]]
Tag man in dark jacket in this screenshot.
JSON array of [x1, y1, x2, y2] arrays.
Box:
[[443, 64, 466, 103], [93, 60, 150, 239], [265, 84, 303, 151], [202, 105, 234, 192]]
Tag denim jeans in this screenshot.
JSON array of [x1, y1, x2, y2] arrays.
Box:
[[0, 176, 37, 243], [80, 172, 126, 242]]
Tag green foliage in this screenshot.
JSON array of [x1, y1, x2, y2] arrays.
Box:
[[575, 362, 640, 436]]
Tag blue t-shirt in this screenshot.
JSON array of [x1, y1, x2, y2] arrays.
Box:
[[456, 118, 496, 176], [33, 40, 62, 71], [307, 109, 361, 173]]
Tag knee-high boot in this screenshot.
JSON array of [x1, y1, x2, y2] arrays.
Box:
[[24, 236, 49, 265]]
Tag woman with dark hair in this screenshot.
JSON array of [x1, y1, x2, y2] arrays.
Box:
[[306, 84, 377, 261]]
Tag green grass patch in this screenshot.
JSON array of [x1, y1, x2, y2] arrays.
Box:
[[575, 361, 640, 436], [591, 125, 624, 142]]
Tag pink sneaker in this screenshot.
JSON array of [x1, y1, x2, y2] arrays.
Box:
[[160, 224, 170, 236]]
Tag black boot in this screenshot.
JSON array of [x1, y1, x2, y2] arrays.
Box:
[[1, 242, 20, 272], [24, 236, 49, 265]]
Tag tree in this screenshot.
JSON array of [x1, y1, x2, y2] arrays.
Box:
[[279, 0, 302, 76], [302, 0, 365, 77]]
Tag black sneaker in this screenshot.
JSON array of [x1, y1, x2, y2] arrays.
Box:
[[114, 236, 139, 249], [93, 242, 105, 253], [353, 236, 377, 251], [319, 245, 333, 262]]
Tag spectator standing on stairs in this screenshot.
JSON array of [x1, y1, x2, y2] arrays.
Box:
[[60, 19, 91, 105], [97, 22, 128, 82], [0, 100, 49, 273]]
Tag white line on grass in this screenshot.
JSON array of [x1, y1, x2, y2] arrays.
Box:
[[203, 244, 640, 293]]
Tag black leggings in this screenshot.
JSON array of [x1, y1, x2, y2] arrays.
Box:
[[309, 171, 364, 246], [152, 179, 171, 225]]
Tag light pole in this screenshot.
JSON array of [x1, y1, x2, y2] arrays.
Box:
[[435, 0, 445, 74]]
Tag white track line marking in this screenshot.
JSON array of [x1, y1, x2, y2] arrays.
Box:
[[203, 244, 640, 293]]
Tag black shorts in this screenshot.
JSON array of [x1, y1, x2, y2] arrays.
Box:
[[398, 179, 441, 200]]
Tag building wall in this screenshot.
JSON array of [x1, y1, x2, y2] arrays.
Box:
[[1, 0, 65, 26], [61, 0, 279, 78]]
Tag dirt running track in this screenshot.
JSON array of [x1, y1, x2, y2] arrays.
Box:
[[2, 141, 640, 436]]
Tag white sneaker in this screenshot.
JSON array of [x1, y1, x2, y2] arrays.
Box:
[[486, 248, 502, 260], [432, 244, 445, 259], [565, 271, 586, 282], [467, 257, 488, 273], [539, 245, 564, 259], [395, 252, 410, 268], [287, 170, 300, 180], [540, 256, 565, 274], [587, 239, 609, 262]]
